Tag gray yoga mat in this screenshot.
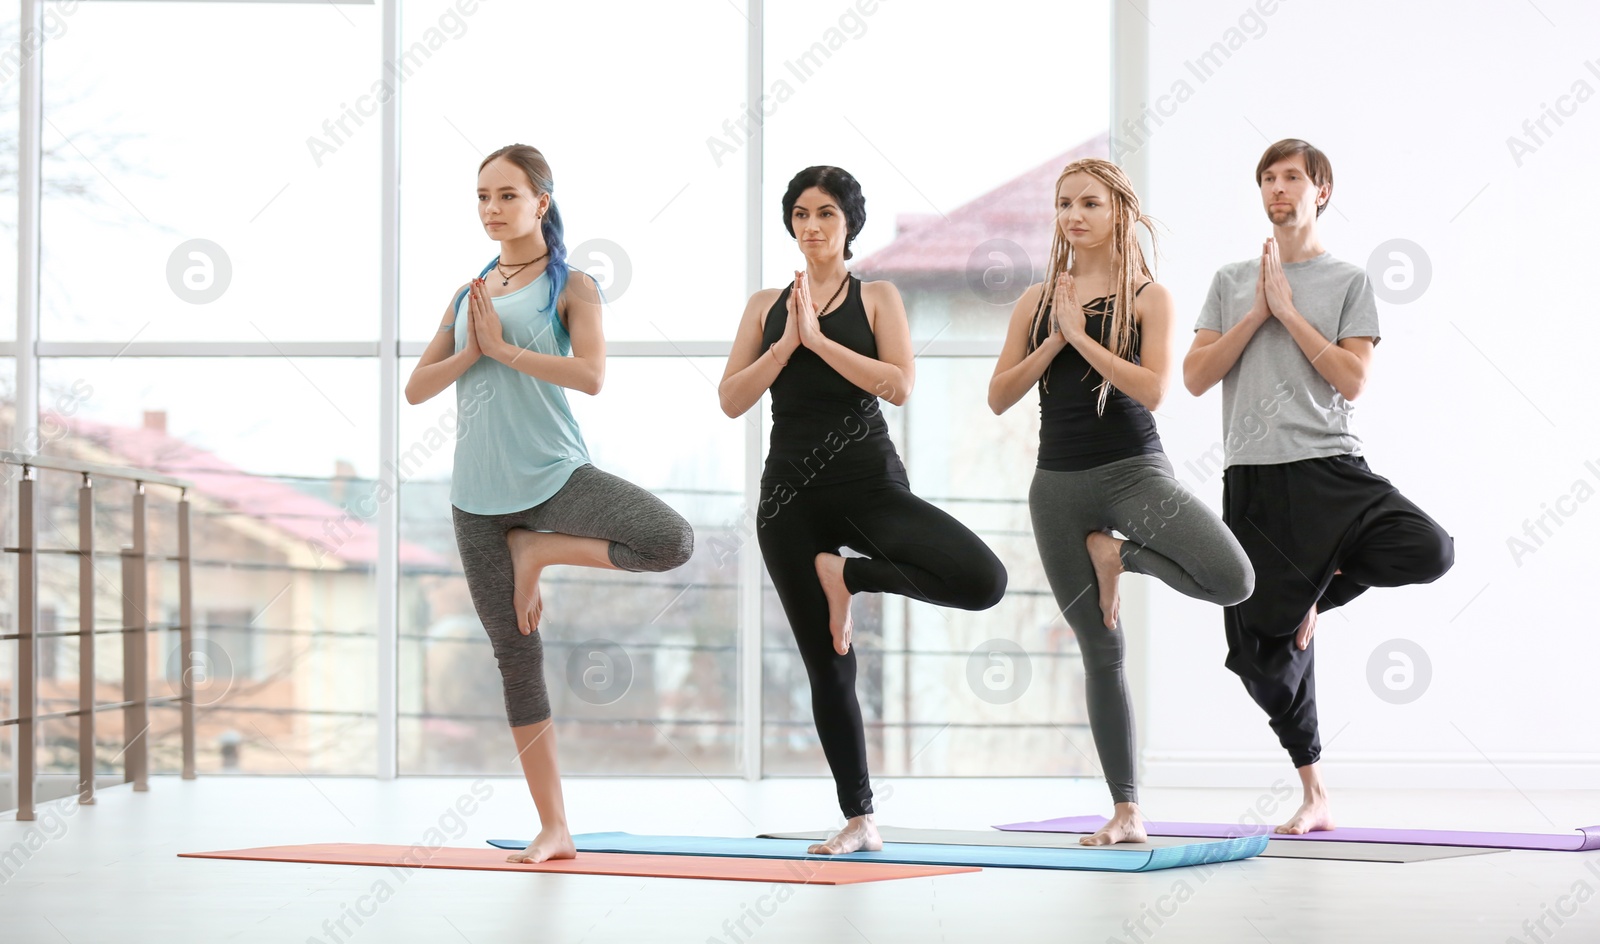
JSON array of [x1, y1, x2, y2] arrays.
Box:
[[758, 827, 1506, 863]]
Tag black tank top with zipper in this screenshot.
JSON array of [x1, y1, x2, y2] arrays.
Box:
[[1035, 282, 1164, 472], [759, 275, 907, 491]]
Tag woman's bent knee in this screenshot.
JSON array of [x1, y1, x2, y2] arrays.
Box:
[[1217, 557, 1256, 607], [962, 558, 1009, 611], [966, 563, 1004, 614], [664, 517, 695, 570], [614, 514, 695, 573], [640, 516, 695, 572]]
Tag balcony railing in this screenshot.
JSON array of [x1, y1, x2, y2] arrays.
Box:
[[1, 450, 195, 820]]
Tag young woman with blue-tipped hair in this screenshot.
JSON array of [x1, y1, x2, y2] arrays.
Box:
[[405, 144, 694, 864]]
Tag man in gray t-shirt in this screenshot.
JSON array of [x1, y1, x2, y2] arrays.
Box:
[[1196, 251, 1380, 466], [1184, 139, 1454, 839]]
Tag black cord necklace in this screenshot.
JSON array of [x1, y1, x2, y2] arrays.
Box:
[[496, 250, 550, 286]]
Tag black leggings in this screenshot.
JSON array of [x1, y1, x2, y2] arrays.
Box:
[[757, 474, 1007, 818]]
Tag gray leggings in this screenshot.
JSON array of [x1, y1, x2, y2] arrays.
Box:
[[451, 463, 695, 727], [1029, 453, 1254, 805]]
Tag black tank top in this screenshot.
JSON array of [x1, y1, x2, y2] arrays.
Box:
[[1035, 282, 1164, 472], [759, 276, 907, 490]]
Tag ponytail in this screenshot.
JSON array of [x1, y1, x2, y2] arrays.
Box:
[[540, 195, 569, 313], [479, 144, 577, 313]]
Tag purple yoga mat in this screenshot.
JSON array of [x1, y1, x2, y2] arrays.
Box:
[[995, 815, 1600, 852]]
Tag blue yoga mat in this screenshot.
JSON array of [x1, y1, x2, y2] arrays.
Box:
[[487, 831, 1268, 873]]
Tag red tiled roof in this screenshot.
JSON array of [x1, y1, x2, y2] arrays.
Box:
[[53, 413, 449, 569], [854, 133, 1110, 278]]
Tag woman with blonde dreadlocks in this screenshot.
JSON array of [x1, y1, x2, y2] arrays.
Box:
[[988, 158, 1254, 845]]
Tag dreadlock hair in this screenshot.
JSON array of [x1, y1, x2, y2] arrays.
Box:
[[1028, 157, 1159, 415]]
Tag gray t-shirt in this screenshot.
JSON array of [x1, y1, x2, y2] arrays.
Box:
[[1195, 251, 1380, 467]]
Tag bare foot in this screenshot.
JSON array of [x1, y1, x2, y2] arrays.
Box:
[[1295, 602, 1318, 651], [814, 552, 854, 655], [1085, 530, 1125, 630], [1295, 569, 1344, 650], [807, 815, 881, 855], [505, 824, 577, 863], [1080, 802, 1147, 845], [1276, 794, 1335, 834], [508, 529, 548, 635]]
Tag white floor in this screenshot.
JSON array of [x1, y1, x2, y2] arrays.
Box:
[[2, 775, 1597, 943]]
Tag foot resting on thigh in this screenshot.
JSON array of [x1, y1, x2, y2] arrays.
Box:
[[505, 824, 577, 863], [814, 552, 854, 655], [1297, 568, 1342, 650], [1276, 792, 1335, 835], [1080, 802, 1147, 846], [1295, 602, 1318, 651], [807, 814, 882, 855], [1086, 530, 1125, 630], [508, 529, 550, 635]]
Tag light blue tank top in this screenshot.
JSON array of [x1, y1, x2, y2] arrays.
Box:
[[449, 267, 592, 515]]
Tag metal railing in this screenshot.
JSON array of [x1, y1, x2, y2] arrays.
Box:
[[1, 451, 195, 820]]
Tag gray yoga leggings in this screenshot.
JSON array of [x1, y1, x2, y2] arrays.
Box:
[[1029, 453, 1254, 805], [451, 463, 695, 728]]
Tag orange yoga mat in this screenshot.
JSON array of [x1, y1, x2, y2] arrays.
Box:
[[178, 843, 978, 885]]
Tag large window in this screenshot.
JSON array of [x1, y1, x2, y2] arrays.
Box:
[[761, 0, 1110, 340], [29, 358, 380, 778], [397, 357, 743, 775], [5, 0, 1115, 793], [16, 0, 383, 786], [9, 0, 386, 788], [40, 2, 381, 342], [395, 0, 749, 344], [392, 0, 752, 774]]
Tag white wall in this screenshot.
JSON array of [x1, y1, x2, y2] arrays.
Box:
[[1130, 0, 1600, 789]]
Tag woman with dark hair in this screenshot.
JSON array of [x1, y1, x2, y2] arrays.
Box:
[[718, 165, 1008, 855], [405, 144, 694, 863]]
